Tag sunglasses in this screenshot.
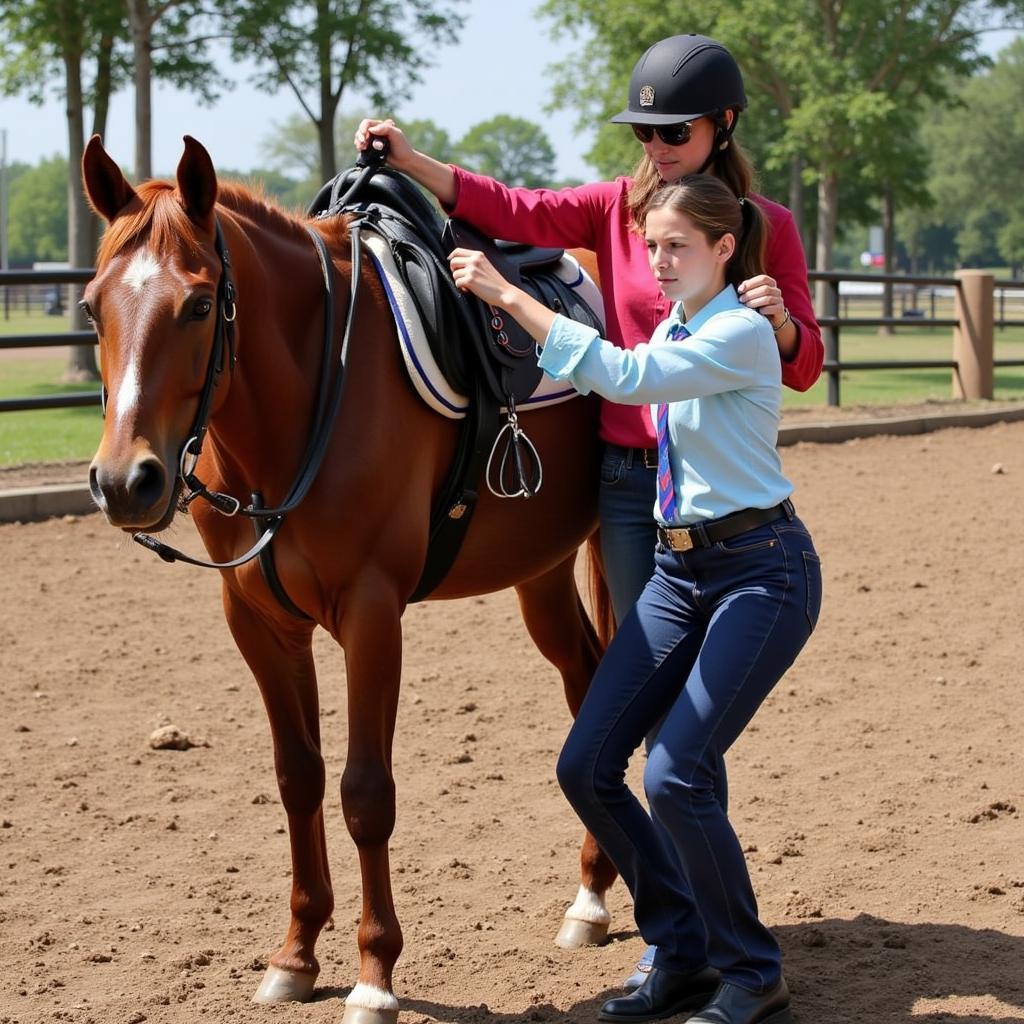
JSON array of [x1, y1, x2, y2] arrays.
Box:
[[632, 122, 694, 146]]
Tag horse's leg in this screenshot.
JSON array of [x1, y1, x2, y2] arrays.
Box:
[[221, 589, 332, 1004], [514, 554, 619, 949], [330, 583, 404, 1024]]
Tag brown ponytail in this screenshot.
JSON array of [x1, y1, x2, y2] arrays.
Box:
[[638, 175, 766, 289]]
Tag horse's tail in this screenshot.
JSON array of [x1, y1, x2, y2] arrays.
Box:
[[585, 532, 616, 651]]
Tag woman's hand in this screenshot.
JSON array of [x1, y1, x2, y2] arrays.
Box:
[[738, 273, 798, 358], [353, 118, 415, 170], [354, 117, 458, 207], [737, 274, 785, 324], [448, 248, 515, 308]]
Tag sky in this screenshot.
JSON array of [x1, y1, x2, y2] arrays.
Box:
[[0, 6, 1019, 186], [0, 0, 595, 182]]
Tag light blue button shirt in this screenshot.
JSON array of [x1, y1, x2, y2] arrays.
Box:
[[537, 284, 792, 525]]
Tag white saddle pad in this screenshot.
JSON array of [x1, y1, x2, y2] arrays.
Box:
[[364, 231, 605, 420]]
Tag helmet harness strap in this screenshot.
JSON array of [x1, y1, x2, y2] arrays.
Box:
[[697, 109, 740, 174]]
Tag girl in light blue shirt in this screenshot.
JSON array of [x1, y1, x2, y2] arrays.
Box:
[[451, 176, 821, 1024]]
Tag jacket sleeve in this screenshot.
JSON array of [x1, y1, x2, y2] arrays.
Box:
[[445, 166, 615, 251], [764, 207, 824, 392]]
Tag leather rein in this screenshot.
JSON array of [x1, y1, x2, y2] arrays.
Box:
[[132, 190, 371, 570]]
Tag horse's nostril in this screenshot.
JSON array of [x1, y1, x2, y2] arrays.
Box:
[[128, 458, 166, 510], [88, 464, 105, 508]]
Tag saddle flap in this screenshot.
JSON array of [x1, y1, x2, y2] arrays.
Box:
[[441, 220, 546, 403]]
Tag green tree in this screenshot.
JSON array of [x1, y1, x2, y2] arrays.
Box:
[[455, 115, 557, 187], [404, 118, 459, 165], [261, 110, 369, 179], [259, 112, 459, 207], [126, 0, 228, 179], [0, 0, 130, 379], [922, 38, 1024, 275], [538, 0, 1012, 287], [228, 0, 465, 181], [7, 155, 68, 265]]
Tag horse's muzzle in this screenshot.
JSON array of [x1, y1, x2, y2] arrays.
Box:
[[89, 455, 173, 529]]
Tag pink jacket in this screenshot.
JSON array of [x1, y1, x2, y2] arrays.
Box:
[[448, 168, 823, 448]]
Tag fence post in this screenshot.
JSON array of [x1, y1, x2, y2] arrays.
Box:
[[824, 278, 840, 406], [952, 270, 994, 399]]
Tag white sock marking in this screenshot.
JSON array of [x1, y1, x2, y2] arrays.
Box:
[[346, 982, 399, 1011], [565, 884, 611, 924]]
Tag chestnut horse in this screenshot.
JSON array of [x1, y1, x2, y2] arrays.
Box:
[[82, 136, 620, 1022]]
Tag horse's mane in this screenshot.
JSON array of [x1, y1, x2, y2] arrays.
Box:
[[97, 178, 348, 266]]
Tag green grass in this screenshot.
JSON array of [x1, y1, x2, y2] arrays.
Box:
[[1, 310, 73, 335], [0, 309, 103, 464], [3, 311, 1024, 467], [0, 355, 103, 464], [784, 323, 1024, 408]]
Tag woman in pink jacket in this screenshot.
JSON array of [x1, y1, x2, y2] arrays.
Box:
[[356, 34, 823, 997]]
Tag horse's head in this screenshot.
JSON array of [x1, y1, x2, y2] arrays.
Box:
[[82, 135, 227, 531]]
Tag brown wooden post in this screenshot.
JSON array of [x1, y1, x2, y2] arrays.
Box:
[[953, 270, 994, 399]]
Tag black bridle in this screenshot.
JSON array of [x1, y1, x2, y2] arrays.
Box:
[[132, 209, 367, 570]]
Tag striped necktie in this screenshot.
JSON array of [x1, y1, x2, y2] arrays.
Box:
[[656, 322, 690, 523]]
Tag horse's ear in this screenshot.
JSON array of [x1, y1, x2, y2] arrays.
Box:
[[176, 135, 217, 227], [82, 135, 138, 223]]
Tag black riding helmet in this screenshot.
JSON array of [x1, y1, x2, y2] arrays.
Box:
[[610, 34, 747, 125]]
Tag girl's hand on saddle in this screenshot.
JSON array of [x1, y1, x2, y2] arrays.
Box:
[[354, 118, 414, 169], [448, 248, 515, 308], [449, 249, 558, 346]]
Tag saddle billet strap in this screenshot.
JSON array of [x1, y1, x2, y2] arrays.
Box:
[[408, 375, 500, 604]]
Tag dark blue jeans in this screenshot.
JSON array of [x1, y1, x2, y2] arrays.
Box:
[[558, 510, 822, 992], [598, 442, 727, 900]]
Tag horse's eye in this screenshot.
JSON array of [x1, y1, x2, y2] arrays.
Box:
[[191, 298, 213, 319], [79, 300, 95, 325]]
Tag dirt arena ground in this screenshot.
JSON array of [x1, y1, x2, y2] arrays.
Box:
[[2, 421, 1023, 1024]]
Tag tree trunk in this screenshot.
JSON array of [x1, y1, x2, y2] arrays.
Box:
[[63, 44, 98, 382], [317, 0, 337, 180], [788, 155, 803, 245], [88, 31, 115, 263], [128, 0, 154, 180], [814, 171, 839, 315], [317, 117, 336, 182], [879, 185, 895, 337]]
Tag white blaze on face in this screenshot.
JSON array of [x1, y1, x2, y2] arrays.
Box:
[[113, 354, 142, 426], [111, 248, 166, 424], [122, 250, 164, 293]]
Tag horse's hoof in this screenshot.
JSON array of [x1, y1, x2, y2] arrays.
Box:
[[555, 916, 610, 949], [252, 965, 317, 1003], [342, 1006, 399, 1024]]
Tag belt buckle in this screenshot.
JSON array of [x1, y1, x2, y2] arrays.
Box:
[[642, 449, 659, 470], [663, 527, 694, 552]]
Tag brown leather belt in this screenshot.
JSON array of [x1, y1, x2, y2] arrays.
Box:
[[658, 500, 794, 553]]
